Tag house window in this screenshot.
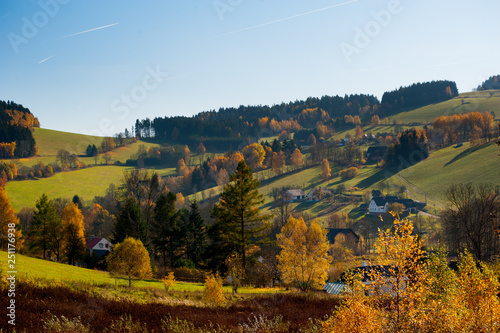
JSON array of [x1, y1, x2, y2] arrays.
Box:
[[105, 244, 109, 248], [99, 243, 103, 249]]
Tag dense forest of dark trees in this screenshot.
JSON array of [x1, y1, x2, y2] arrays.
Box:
[[381, 80, 459, 113], [133, 80, 462, 149], [0, 100, 39, 158], [134, 94, 380, 150], [475, 75, 500, 91]]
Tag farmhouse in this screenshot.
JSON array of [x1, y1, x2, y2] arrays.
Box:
[[324, 264, 404, 296], [326, 228, 360, 253], [368, 196, 416, 214], [366, 146, 387, 161], [285, 189, 306, 202], [307, 187, 332, 202], [86, 236, 113, 257]]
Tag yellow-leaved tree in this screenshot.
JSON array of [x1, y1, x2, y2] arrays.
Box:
[[277, 217, 332, 291], [0, 187, 23, 251], [321, 217, 500, 333], [107, 237, 152, 287], [62, 203, 86, 265], [321, 159, 331, 180], [242, 143, 266, 171]]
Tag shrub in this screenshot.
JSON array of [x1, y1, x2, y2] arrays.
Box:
[[239, 315, 290, 333], [339, 167, 358, 180], [42, 314, 90, 333], [162, 272, 176, 291], [104, 314, 149, 333], [203, 273, 225, 306]]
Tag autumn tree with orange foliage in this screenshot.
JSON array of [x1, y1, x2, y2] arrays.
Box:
[[354, 125, 364, 140], [62, 203, 86, 265], [290, 148, 303, 167], [277, 217, 332, 291], [433, 111, 494, 146], [321, 217, 500, 333], [321, 159, 331, 180], [271, 151, 286, 175], [242, 143, 266, 171], [0, 187, 23, 251]]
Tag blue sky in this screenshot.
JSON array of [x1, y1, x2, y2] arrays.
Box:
[[1, 0, 499, 136]]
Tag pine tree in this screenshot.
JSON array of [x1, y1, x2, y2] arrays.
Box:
[[186, 200, 207, 267], [29, 194, 60, 259], [150, 191, 183, 267], [211, 161, 271, 277], [112, 196, 144, 244]]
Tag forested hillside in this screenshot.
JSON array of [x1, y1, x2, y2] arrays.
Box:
[[132, 80, 458, 150], [0, 100, 39, 158]]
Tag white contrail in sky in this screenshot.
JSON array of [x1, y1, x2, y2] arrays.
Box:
[[38, 55, 54, 64], [210, 0, 358, 39], [61, 22, 119, 38]]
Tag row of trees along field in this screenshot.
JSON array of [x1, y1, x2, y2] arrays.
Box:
[[0, 100, 39, 158]]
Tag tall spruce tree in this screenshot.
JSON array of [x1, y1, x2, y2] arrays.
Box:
[[185, 200, 206, 267], [211, 161, 271, 277], [29, 194, 60, 259], [150, 191, 183, 267], [112, 196, 144, 244]]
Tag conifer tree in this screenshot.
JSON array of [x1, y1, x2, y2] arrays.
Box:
[[29, 194, 59, 259], [211, 161, 271, 277], [185, 200, 206, 267]]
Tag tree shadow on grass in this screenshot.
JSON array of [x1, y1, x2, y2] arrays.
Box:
[[355, 168, 390, 189], [444, 143, 491, 167]]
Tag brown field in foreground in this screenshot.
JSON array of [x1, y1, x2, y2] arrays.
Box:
[[0, 281, 340, 332]]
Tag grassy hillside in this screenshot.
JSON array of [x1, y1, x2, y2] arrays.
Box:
[[386, 141, 499, 209], [6, 166, 131, 211], [390, 90, 500, 123], [0, 251, 281, 295], [3, 128, 177, 210]]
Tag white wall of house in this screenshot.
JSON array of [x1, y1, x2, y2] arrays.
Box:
[[368, 200, 386, 213]]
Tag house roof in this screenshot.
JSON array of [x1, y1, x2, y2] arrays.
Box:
[[372, 197, 416, 209], [323, 282, 348, 295], [307, 187, 332, 196], [86, 237, 103, 249], [372, 197, 387, 207], [340, 265, 399, 283], [286, 189, 306, 197], [366, 146, 387, 156], [326, 228, 360, 244]]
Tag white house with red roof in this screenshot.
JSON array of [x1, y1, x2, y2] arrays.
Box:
[[86, 236, 113, 257]]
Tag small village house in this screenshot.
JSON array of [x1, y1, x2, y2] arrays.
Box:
[[86, 236, 113, 257]]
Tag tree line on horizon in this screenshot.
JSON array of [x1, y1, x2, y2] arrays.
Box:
[[131, 80, 459, 149]]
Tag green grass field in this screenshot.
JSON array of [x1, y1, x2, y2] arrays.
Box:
[[6, 128, 164, 167], [385, 141, 499, 210], [6, 166, 132, 211], [0, 251, 283, 296], [389, 91, 500, 123]]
